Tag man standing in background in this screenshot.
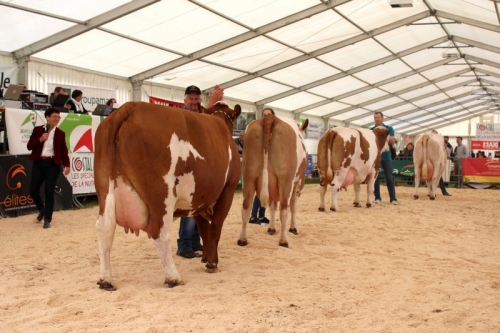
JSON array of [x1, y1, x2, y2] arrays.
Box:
[[370, 112, 398, 205], [452, 137, 468, 188]]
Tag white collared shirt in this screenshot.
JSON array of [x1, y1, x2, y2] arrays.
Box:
[[41, 126, 57, 157]]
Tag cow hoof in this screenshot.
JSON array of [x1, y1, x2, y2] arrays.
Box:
[[279, 241, 289, 248], [237, 239, 248, 246], [97, 279, 116, 291], [330, 207, 336, 212], [164, 278, 181, 288], [414, 195, 419, 200], [205, 263, 218, 273], [353, 202, 361, 207], [267, 228, 276, 235], [430, 196, 435, 200], [318, 207, 325, 212], [201, 257, 208, 263], [289, 228, 298, 235], [366, 203, 372, 208]]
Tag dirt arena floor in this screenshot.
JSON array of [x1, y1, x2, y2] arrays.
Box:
[[1, 184, 499, 333]]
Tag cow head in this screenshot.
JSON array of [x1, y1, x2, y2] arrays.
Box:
[[201, 101, 242, 133], [373, 126, 390, 152]]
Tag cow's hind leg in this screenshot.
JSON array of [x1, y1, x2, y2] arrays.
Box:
[[202, 185, 235, 273], [154, 213, 182, 287], [96, 192, 117, 291], [278, 204, 291, 247], [289, 185, 301, 235]]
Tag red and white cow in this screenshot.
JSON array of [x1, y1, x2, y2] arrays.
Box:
[[94, 101, 241, 290], [317, 127, 389, 212], [413, 132, 447, 200], [238, 115, 308, 247]]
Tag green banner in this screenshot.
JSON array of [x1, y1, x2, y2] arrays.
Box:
[[378, 159, 415, 179]]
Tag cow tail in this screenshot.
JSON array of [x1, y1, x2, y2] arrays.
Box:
[[421, 134, 429, 180], [325, 130, 337, 181], [105, 103, 134, 177], [260, 115, 274, 208]]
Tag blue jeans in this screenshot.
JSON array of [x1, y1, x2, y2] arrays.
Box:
[[177, 217, 201, 253], [251, 196, 266, 218], [374, 160, 397, 202]]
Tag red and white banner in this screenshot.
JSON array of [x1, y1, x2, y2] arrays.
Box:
[[463, 158, 500, 183], [471, 140, 500, 150], [66, 153, 95, 194], [149, 96, 184, 109]]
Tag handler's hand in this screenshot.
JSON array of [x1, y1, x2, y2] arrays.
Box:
[[63, 167, 70, 176]]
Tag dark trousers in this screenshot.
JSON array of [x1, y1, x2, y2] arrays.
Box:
[[438, 177, 448, 194], [374, 160, 397, 202], [251, 196, 266, 218], [29, 159, 61, 222], [177, 217, 201, 253]]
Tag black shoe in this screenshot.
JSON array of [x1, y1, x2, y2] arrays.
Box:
[[36, 211, 44, 223], [259, 217, 270, 224], [177, 250, 201, 259], [443, 193, 452, 196], [193, 244, 203, 252], [249, 217, 260, 224], [43, 221, 51, 229]]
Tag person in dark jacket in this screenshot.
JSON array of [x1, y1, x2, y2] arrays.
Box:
[[27, 108, 70, 228], [66, 89, 89, 114]]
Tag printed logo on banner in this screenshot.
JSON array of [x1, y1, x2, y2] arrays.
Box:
[[70, 155, 95, 193], [18, 111, 38, 142], [0, 163, 34, 209], [58, 114, 94, 153]]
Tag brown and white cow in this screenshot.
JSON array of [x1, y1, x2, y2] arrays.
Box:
[[317, 127, 389, 212], [238, 115, 308, 247], [413, 132, 447, 200], [94, 101, 241, 290]]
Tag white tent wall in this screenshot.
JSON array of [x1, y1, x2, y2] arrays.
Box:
[[0, 53, 15, 65], [25, 60, 132, 104]]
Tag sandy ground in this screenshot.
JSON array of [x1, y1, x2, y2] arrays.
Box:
[[1, 184, 499, 333]]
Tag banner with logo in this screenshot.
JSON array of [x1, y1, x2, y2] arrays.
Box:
[[0, 64, 19, 98], [68, 153, 95, 194], [48, 83, 115, 111], [149, 96, 184, 108], [463, 158, 500, 183], [0, 155, 73, 217], [471, 140, 500, 150], [5, 107, 103, 155], [475, 123, 500, 141]]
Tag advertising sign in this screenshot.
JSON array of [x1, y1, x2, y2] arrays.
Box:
[[463, 158, 500, 183], [0, 64, 19, 98], [68, 153, 95, 194], [0, 155, 73, 217], [475, 123, 500, 141], [471, 140, 500, 150]]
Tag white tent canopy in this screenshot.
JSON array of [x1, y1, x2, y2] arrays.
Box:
[[1, 0, 499, 136]]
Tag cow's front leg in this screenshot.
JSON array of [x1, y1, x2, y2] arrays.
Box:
[[366, 172, 376, 208], [154, 215, 182, 288], [267, 201, 278, 235], [353, 182, 362, 207], [237, 193, 254, 247], [318, 182, 328, 211], [96, 213, 116, 291], [278, 205, 290, 247], [329, 183, 341, 212]]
